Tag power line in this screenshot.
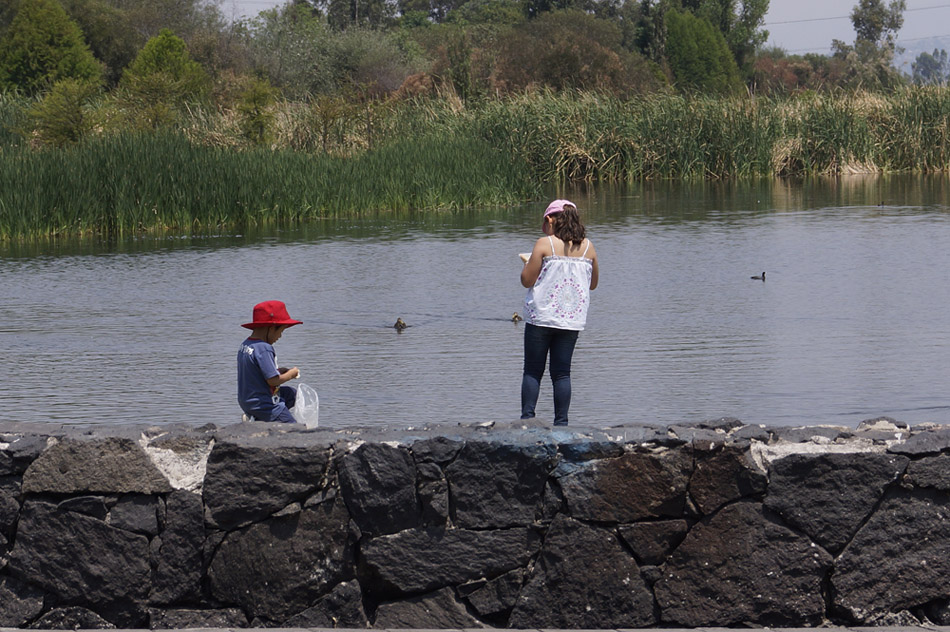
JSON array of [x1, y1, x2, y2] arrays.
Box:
[[765, 3, 950, 27]]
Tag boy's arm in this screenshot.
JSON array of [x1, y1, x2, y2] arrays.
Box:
[[267, 367, 299, 387]]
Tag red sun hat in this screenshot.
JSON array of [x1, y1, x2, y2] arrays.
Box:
[[242, 300, 303, 329]]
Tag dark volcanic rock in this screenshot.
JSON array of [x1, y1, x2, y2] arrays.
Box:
[[411, 436, 463, 464], [764, 452, 908, 553], [458, 568, 524, 619], [150, 490, 204, 605], [904, 454, 950, 490], [508, 514, 655, 629], [558, 449, 692, 522], [282, 579, 369, 628], [9, 500, 151, 624], [110, 494, 159, 535], [889, 428, 950, 455], [148, 607, 248, 629], [58, 495, 109, 520], [374, 586, 485, 628], [22, 438, 172, 494], [29, 606, 116, 629], [208, 498, 352, 621], [338, 443, 419, 536], [654, 501, 832, 627], [691, 445, 767, 514], [833, 487, 950, 621], [0, 475, 20, 536], [1, 435, 47, 475], [416, 461, 449, 526], [360, 526, 539, 595], [618, 519, 689, 566], [0, 575, 44, 627], [445, 440, 557, 528], [203, 440, 329, 530]]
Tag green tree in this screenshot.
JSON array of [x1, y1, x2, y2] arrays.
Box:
[[27, 77, 100, 146], [236, 76, 277, 144], [830, 0, 905, 90], [116, 28, 209, 127], [0, 0, 103, 95], [61, 0, 143, 86], [850, 0, 905, 48], [683, 0, 768, 78], [912, 48, 949, 86], [664, 8, 741, 93]]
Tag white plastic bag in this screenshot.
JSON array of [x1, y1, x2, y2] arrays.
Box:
[[293, 382, 319, 428]]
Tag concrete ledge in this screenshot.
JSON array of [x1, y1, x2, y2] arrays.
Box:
[[2, 417, 950, 629]]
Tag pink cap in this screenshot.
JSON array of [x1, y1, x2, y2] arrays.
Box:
[[542, 199, 576, 228]]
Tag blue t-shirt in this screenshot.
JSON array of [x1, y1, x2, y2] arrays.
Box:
[[237, 338, 281, 418]]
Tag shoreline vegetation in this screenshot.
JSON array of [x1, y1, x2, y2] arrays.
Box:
[[2, 87, 950, 241]]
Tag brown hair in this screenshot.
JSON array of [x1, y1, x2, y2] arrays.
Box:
[[550, 207, 586, 245]]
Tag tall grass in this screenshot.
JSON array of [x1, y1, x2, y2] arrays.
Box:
[[3, 86, 950, 239], [0, 131, 537, 240]]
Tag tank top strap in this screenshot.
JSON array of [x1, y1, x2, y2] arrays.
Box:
[[581, 238, 591, 257], [547, 235, 556, 255]]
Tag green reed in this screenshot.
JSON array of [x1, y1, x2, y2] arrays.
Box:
[[0, 131, 537, 240]]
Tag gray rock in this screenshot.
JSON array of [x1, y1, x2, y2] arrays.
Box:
[[508, 514, 655, 629], [654, 501, 832, 627], [764, 452, 908, 553], [282, 579, 368, 628], [416, 461, 449, 526], [905, 454, 950, 490], [445, 440, 557, 528], [618, 519, 689, 566], [208, 498, 353, 621], [29, 606, 116, 629], [833, 487, 950, 621], [411, 436, 463, 464], [360, 526, 539, 595], [22, 437, 172, 494], [558, 439, 625, 461], [0, 475, 20, 536], [890, 429, 950, 456], [148, 607, 248, 629], [772, 426, 850, 443], [58, 495, 109, 520], [373, 586, 484, 629], [691, 445, 767, 515], [9, 500, 150, 625], [1, 435, 47, 475], [337, 443, 419, 536], [110, 494, 159, 535], [150, 490, 204, 605], [203, 440, 329, 530], [559, 449, 692, 522], [458, 568, 524, 618], [0, 575, 44, 627]]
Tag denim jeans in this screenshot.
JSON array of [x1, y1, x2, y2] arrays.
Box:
[[521, 323, 579, 426]]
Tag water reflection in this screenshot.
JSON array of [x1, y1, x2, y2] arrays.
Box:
[[2, 174, 950, 428]]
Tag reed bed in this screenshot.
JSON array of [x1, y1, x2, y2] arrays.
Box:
[[3, 87, 950, 239], [0, 131, 536, 240]]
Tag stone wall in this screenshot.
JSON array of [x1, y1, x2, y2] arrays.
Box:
[[2, 416, 950, 629]]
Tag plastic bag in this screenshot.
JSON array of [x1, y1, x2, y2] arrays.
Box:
[[293, 382, 319, 428]]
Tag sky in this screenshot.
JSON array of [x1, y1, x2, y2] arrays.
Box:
[[220, 0, 950, 57]]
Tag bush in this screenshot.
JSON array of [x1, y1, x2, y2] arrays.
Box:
[[27, 78, 100, 146]]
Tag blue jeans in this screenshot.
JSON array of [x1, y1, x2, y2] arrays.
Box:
[[521, 323, 579, 426], [247, 386, 297, 423]]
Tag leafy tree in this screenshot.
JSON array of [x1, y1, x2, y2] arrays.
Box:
[[0, 0, 103, 95], [236, 76, 277, 143], [323, 0, 397, 29], [493, 10, 664, 95], [663, 0, 767, 79], [61, 0, 143, 86], [27, 78, 100, 146], [850, 0, 905, 48], [664, 7, 741, 93], [912, 48, 949, 86], [115, 28, 209, 127], [444, 0, 524, 25], [830, 0, 905, 90]]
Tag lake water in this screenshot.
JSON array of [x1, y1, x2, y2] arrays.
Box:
[[3, 174, 950, 429]]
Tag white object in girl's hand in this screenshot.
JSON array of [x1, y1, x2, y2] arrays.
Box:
[[519, 252, 530, 263], [293, 383, 319, 428]]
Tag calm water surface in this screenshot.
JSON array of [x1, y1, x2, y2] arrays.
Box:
[[3, 175, 950, 428]]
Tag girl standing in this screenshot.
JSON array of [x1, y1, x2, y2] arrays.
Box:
[[520, 199, 599, 426]]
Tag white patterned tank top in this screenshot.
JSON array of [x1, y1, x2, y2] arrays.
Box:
[[523, 236, 593, 331]]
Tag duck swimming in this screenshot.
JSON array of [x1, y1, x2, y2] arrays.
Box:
[[751, 272, 765, 281], [393, 318, 408, 330], [511, 312, 523, 322]]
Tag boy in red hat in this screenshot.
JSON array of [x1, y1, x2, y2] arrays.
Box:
[[237, 300, 303, 423]]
